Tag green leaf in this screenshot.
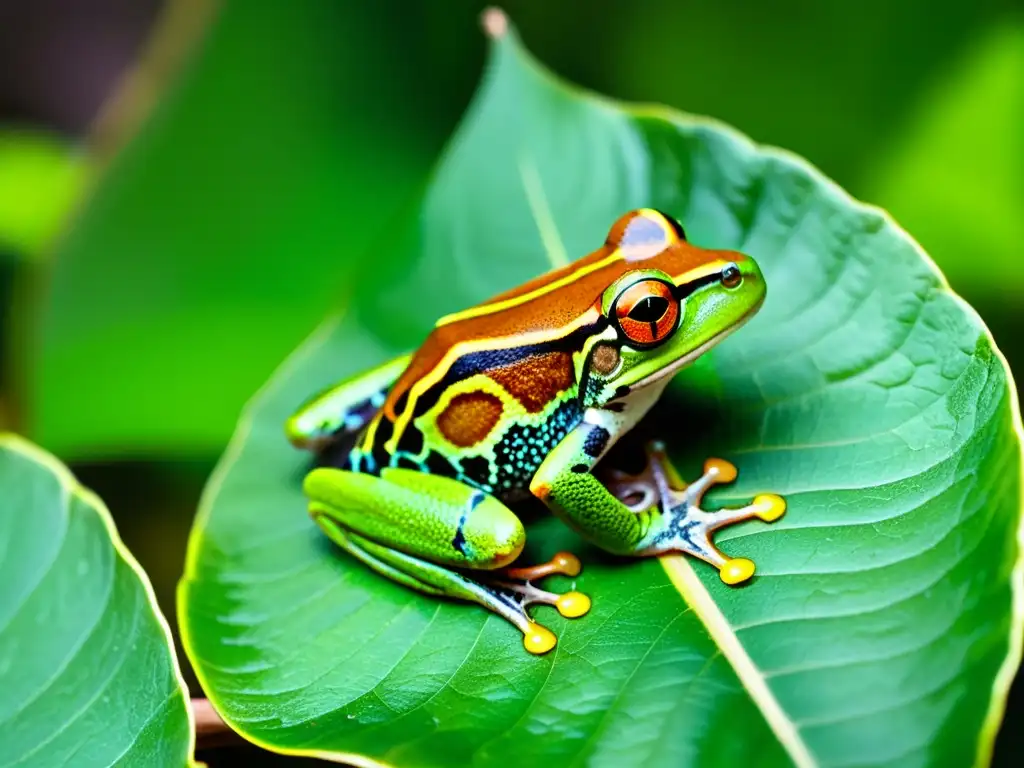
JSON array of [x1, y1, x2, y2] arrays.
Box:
[[180, 15, 1024, 767], [864, 20, 1024, 310], [0, 130, 87, 259], [30, 1, 443, 459], [0, 434, 193, 766]]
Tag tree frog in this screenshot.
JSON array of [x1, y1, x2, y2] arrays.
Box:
[[286, 209, 785, 654]]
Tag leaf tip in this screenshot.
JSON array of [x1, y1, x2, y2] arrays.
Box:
[[481, 7, 509, 40]]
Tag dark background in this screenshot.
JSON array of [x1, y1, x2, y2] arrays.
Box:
[[2, 0, 1021, 764]]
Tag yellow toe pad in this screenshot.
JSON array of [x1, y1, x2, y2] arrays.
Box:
[[704, 458, 737, 483], [523, 622, 557, 654], [556, 591, 591, 618], [551, 551, 581, 577], [720, 558, 756, 585], [753, 494, 786, 522]]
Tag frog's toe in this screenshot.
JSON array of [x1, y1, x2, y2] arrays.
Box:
[[556, 591, 591, 618], [552, 551, 582, 577], [488, 552, 592, 628], [494, 578, 592, 619], [753, 494, 786, 522], [720, 557, 756, 585], [523, 622, 557, 654], [503, 550, 581, 580], [646, 525, 760, 588], [703, 457, 737, 484]]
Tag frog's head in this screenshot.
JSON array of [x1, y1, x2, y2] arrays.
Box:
[[580, 209, 766, 409]]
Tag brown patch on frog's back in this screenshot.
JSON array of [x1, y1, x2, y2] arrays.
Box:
[[437, 391, 504, 448], [487, 350, 575, 413]]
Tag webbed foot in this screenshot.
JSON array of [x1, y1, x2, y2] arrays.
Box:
[[485, 551, 591, 654], [606, 441, 785, 584]]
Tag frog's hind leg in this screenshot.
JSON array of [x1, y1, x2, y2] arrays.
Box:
[[315, 528, 581, 655], [306, 466, 589, 654]]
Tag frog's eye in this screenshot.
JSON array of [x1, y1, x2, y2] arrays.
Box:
[[721, 262, 742, 289], [613, 279, 680, 346]]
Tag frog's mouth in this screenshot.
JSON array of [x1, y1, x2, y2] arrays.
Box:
[[629, 298, 762, 391]]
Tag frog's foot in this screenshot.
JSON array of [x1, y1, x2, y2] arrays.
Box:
[[327, 525, 588, 655], [633, 441, 786, 585], [483, 551, 591, 654], [494, 551, 591, 618]]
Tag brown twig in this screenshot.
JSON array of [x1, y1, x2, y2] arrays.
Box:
[[192, 698, 244, 751]]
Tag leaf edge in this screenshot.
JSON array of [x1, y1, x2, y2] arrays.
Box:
[[0, 432, 198, 766], [175, 315, 401, 766]]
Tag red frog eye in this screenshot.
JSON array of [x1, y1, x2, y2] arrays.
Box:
[[614, 279, 679, 346]]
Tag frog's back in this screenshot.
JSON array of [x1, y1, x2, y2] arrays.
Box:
[[381, 209, 721, 429], [346, 208, 721, 496]]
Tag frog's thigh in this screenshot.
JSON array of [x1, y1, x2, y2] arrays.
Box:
[[304, 466, 525, 570]]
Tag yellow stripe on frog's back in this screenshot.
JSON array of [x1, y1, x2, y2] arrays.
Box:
[[435, 250, 624, 328], [384, 309, 602, 454]]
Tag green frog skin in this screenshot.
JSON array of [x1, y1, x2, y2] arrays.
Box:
[[286, 209, 785, 654]]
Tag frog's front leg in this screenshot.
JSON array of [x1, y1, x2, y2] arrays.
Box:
[[531, 414, 785, 584], [304, 467, 589, 654]]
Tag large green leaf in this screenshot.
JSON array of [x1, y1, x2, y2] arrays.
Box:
[[180, 15, 1024, 767], [0, 434, 193, 766], [29, 0, 444, 458]]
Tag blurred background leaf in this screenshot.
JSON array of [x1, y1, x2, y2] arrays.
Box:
[[865, 18, 1024, 373], [0, 129, 86, 432], [26, 0, 453, 459], [0, 130, 86, 259]]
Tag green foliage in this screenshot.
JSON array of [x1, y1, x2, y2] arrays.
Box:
[[0, 130, 87, 435], [179, 21, 1024, 767], [29, 1, 443, 458], [560, 0, 1002, 189], [0, 434, 192, 767], [0, 130, 86, 260], [22, 1, 1023, 463], [867, 20, 1024, 309]]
